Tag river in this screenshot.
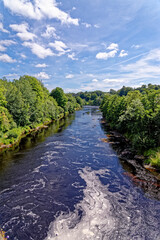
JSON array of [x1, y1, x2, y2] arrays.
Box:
[[0, 106, 160, 240]]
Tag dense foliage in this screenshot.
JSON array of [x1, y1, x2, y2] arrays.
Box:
[[72, 90, 105, 106], [101, 86, 160, 168], [110, 84, 160, 96], [0, 76, 81, 147]]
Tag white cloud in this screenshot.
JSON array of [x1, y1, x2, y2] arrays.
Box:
[[96, 52, 108, 60], [10, 23, 28, 32], [119, 50, 128, 57], [68, 53, 78, 60], [17, 32, 36, 41], [82, 23, 91, 28], [0, 40, 16, 46], [121, 49, 160, 77], [94, 24, 100, 28], [23, 42, 54, 59], [10, 23, 36, 41], [0, 40, 16, 52], [35, 63, 48, 68], [3, 73, 19, 78], [20, 53, 27, 59], [103, 78, 124, 83], [87, 74, 94, 77], [41, 25, 57, 38], [66, 74, 74, 79], [34, 72, 50, 79], [80, 81, 112, 92], [0, 54, 16, 63], [92, 79, 98, 82], [79, 76, 128, 92], [0, 45, 6, 51], [131, 44, 141, 49], [104, 48, 160, 86], [49, 40, 68, 53], [96, 50, 117, 60], [67, 42, 89, 54], [107, 43, 119, 51], [3, 0, 79, 25], [0, 22, 9, 33], [64, 88, 81, 93]]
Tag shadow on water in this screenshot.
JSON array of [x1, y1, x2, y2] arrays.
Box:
[[0, 113, 75, 176], [100, 120, 160, 200]]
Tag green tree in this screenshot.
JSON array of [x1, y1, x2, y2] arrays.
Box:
[[50, 87, 67, 110]]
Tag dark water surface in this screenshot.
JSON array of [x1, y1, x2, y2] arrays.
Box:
[[0, 107, 160, 240]]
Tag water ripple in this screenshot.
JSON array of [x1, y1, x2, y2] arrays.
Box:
[[45, 167, 160, 240]]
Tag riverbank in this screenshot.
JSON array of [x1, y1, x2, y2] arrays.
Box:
[[0, 113, 66, 153], [0, 107, 83, 154], [101, 119, 160, 178]]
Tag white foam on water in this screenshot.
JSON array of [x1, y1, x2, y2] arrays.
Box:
[[45, 167, 115, 240]]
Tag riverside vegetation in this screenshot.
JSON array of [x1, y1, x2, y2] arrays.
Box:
[[0, 75, 84, 151], [100, 84, 160, 169], [0, 76, 160, 169]]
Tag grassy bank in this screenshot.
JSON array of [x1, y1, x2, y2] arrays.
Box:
[[144, 148, 160, 169], [0, 113, 65, 153]]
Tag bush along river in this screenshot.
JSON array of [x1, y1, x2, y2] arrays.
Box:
[[0, 106, 160, 240]]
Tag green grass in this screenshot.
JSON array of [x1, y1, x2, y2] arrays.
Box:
[[144, 148, 160, 168], [149, 151, 160, 168]]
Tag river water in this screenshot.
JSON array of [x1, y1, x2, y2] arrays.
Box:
[[0, 107, 160, 240]]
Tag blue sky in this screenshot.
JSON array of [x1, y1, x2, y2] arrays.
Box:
[[0, 0, 160, 92]]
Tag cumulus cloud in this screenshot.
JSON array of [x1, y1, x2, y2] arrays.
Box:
[[20, 53, 27, 59], [0, 22, 9, 33], [0, 45, 6, 51], [23, 42, 54, 58], [49, 41, 68, 53], [10, 23, 36, 41], [0, 53, 16, 63], [68, 53, 78, 60], [92, 79, 98, 82], [35, 63, 48, 68], [0, 40, 16, 46], [0, 40, 16, 52], [96, 50, 117, 60], [34, 71, 50, 79], [3, 0, 79, 25], [66, 74, 74, 79], [94, 24, 100, 28], [82, 23, 91, 28], [96, 43, 119, 60], [107, 43, 119, 51], [119, 50, 128, 57], [41, 25, 57, 38]]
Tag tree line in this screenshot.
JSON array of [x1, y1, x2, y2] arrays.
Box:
[[101, 85, 160, 168], [0, 75, 83, 146], [71, 90, 104, 106]]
